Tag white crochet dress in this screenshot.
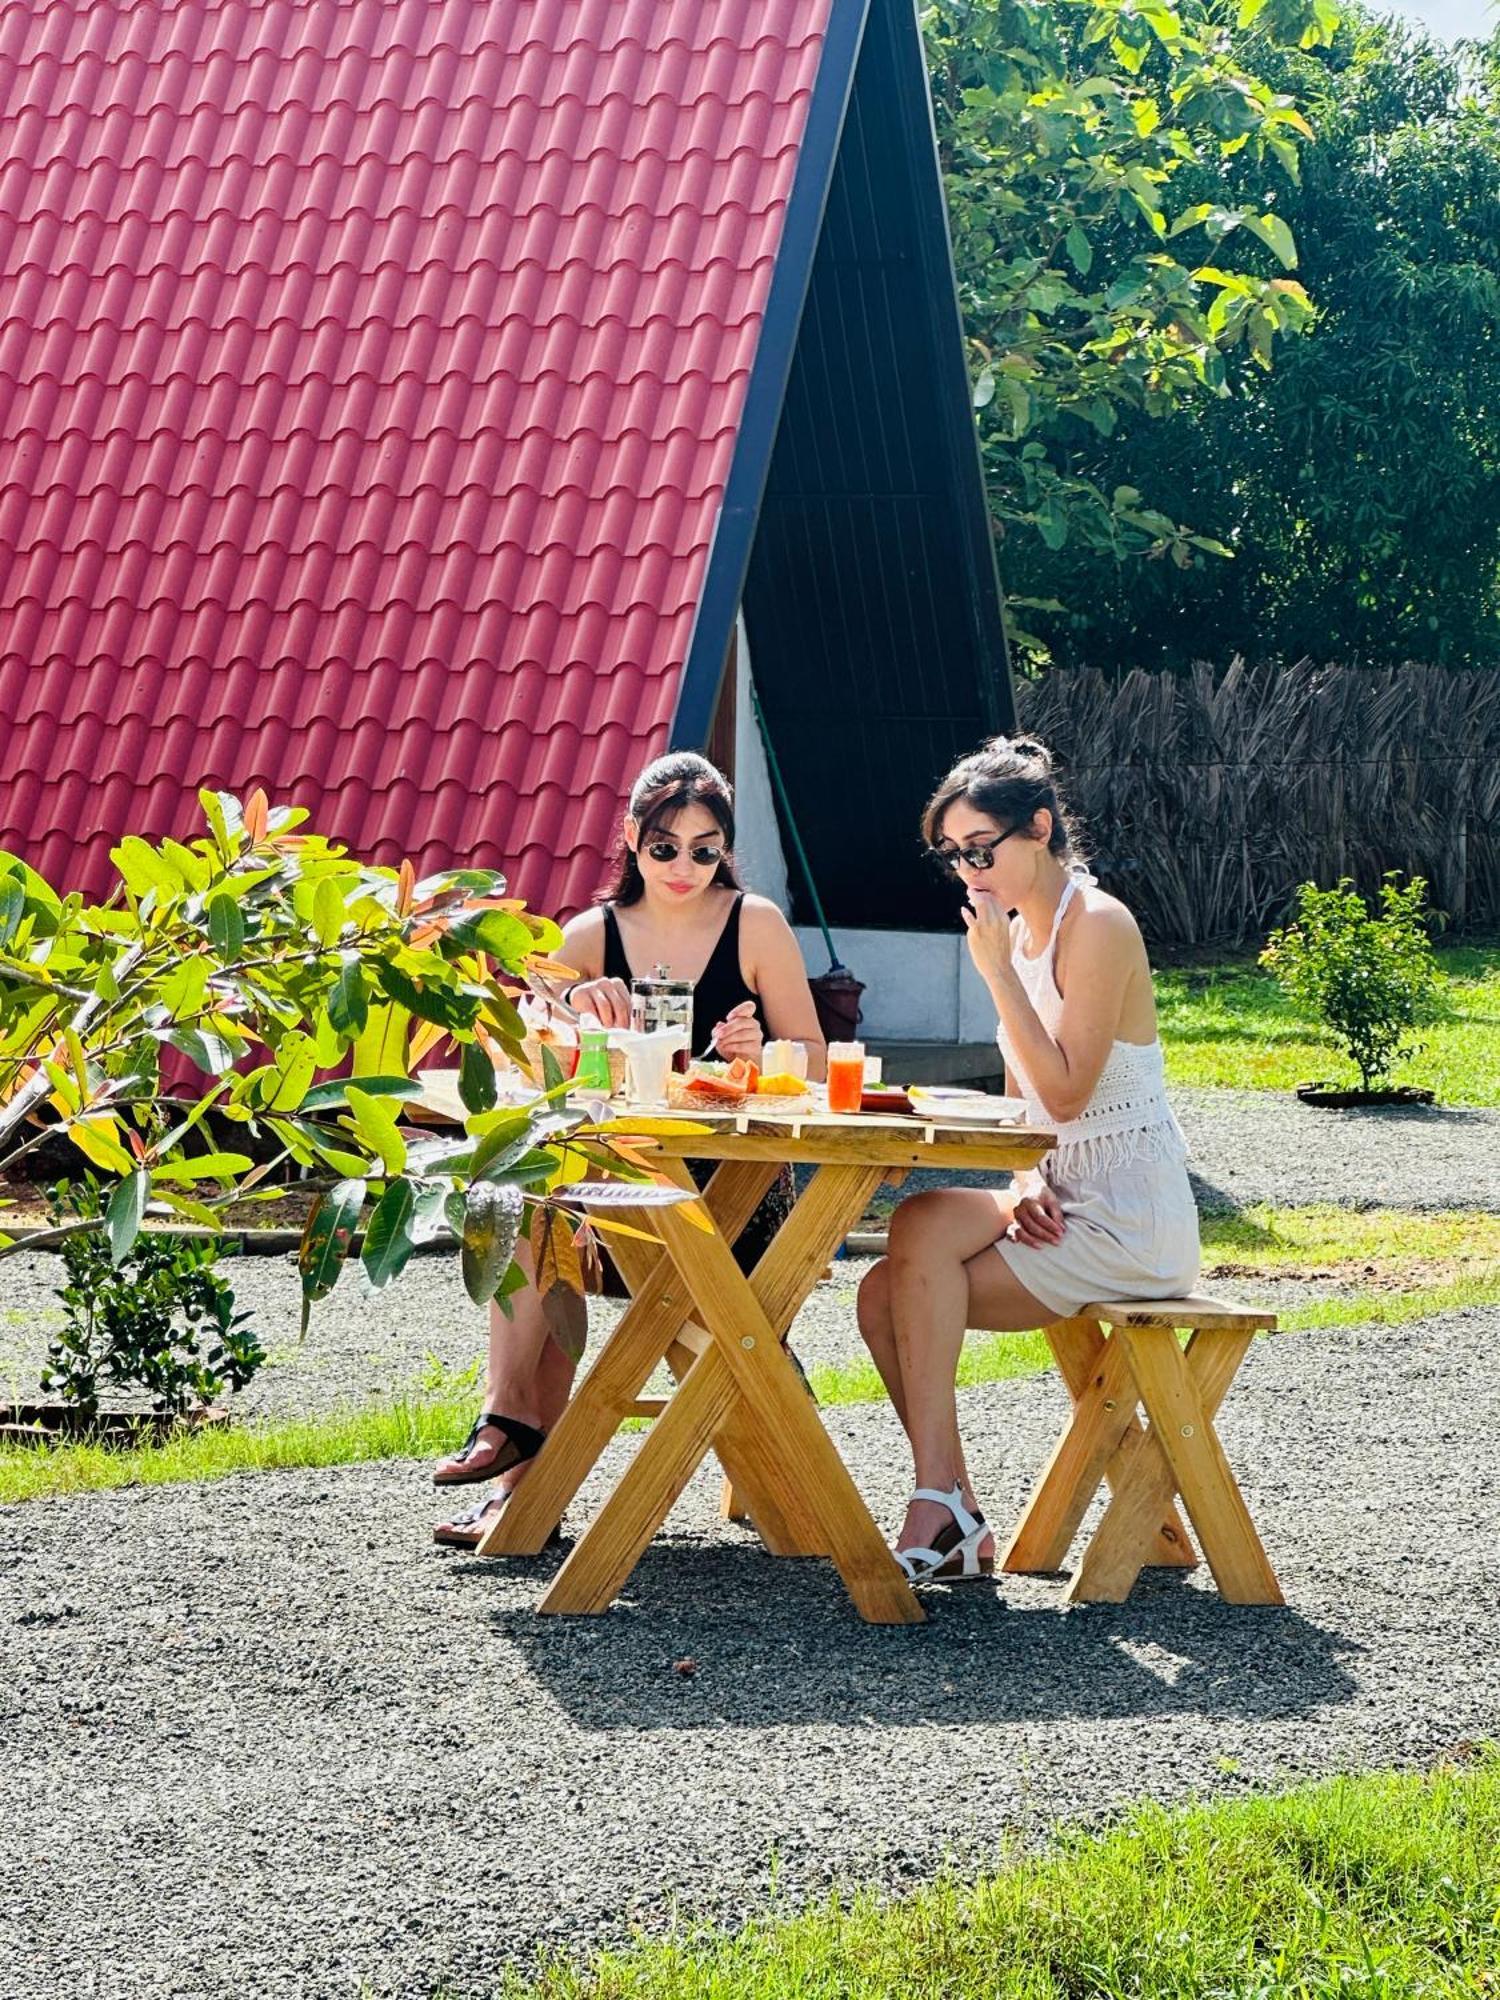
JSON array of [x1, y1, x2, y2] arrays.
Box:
[[992, 870, 1200, 1315]]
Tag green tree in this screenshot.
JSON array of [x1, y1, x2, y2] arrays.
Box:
[[1006, 10, 1500, 669], [926, 0, 1334, 648]]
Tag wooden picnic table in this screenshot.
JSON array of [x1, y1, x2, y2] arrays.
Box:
[[475, 1101, 1055, 1624]]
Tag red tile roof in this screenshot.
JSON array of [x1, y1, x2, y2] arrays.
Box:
[[0, 0, 834, 915]]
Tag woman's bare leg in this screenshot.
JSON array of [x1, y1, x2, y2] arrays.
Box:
[[877, 1189, 1049, 1555], [434, 1241, 581, 1492]]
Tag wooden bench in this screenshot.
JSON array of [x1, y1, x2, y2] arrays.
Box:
[[1002, 1297, 1283, 1606]]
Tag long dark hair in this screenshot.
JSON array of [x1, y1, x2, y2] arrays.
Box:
[[921, 735, 1085, 862], [601, 752, 743, 908]]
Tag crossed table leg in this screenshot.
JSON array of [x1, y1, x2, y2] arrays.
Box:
[[478, 1156, 924, 1625], [1002, 1301, 1282, 1605]]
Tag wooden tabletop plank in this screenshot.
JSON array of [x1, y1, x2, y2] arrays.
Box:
[[594, 1110, 1052, 1173]]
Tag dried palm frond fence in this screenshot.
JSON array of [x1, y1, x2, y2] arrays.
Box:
[[1015, 659, 1500, 952]]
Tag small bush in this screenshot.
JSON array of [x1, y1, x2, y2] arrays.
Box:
[[1260, 875, 1442, 1091], [40, 1176, 263, 1420]]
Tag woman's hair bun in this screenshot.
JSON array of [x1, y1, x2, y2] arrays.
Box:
[[980, 734, 1051, 773]]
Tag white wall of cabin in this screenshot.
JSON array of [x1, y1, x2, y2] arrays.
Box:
[[734, 611, 992, 1048]]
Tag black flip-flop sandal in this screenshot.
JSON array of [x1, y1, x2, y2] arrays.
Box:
[[432, 1490, 565, 1551], [432, 1412, 546, 1488]]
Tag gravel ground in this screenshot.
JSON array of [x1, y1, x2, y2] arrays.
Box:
[[5, 1303, 1499, 2000], [3, 1080, 1495, 1996], [1174, 1087, 1500, 1214]]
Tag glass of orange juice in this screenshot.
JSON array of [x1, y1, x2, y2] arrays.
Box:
[[825, 1041, 865, 1114]]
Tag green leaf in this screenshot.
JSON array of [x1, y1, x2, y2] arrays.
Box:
[[408, 1182, 450, 1246], [459, 1040, 498, 1115], [152, 1189, 223, 1230], [300, 1074, 420, 1112], [1064, 226, 1093, 277], [152, 1152, 255, 1184], [111, 835, 183, 903], [468, 1109, 535, 1180], [373, 960, 479, 1033], [313, 875, 347, 947], [260, 1030, 319, 1113], [440, 909, 535, 965], [291, 1121, 375, 1178], [460, 1181, 525, 1306], [0, 854, 62, 934], [107, 1169, 150, 1266], [1243, 211, 1297, 270], [362, 1176, 419, 1290], [198, 788, 244, 858], [159, 956, 210, 1022], [351, 999, 411, 1078], [539, 1043, 566, 1093], [344, 1085, 408, 1176], [166, 1026, 239, 1076], [0, 875, 24, 946], [206, 894, 245, 961], [471, 1109, 573, 1183], [299, 1177, 366, 1307], [327, 956, 368, 1038]]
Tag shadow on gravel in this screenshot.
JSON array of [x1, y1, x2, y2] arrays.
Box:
[[1317, 1102, 1489, 1125], [450, 1545, 1361, 1733], [1189, 1170, 1246, 1216]]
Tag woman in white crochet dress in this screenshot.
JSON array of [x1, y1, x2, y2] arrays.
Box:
[[858, 735, 1198, 1584]]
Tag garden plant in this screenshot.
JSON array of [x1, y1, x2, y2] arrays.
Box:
[[0, 791, 691, 1418], [1259, 872, 1442, 1094], [40, 1174, 260, 1422]]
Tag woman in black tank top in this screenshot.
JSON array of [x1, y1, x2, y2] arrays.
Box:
[[600, 894, 764, 1059], [432, 753, 825, 1539]]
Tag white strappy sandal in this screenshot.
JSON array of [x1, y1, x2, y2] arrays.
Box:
[[894, 1484, 995, 1584]]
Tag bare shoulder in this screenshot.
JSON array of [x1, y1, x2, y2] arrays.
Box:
[[1069, 883, 1147, 964], [559, 904, 606, 977], [740, 893, 797, 945]]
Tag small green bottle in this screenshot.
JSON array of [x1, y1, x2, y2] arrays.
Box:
[[574, 1027, 612, 1093]]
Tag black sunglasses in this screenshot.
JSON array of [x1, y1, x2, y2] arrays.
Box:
[[643, 838, 725, 868], [925, 829, 1019, 873]]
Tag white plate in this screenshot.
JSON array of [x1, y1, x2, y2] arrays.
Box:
[[907, 1089, 1027, 1125]]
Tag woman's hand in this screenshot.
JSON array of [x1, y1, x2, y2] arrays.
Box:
[[710, 999, 763, 1065], [1007, 1186, 1066, 1249], [564, 975, 633, 1029], [960, 888, 1018, 990]]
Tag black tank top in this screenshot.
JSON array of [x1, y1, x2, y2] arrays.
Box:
[[602, 893, 765, 1058]]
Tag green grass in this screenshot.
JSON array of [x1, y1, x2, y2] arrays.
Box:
[[495, 1756, 1500, 1998], [808, 1331, 1055, 1408], [1199, 1202, 1500, 1273], [0, 1391, 476, 1504], [1155, 941, 1500, 1104], [7, 1203, 1496, 1504]]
